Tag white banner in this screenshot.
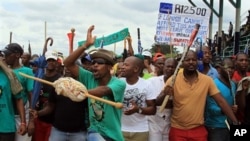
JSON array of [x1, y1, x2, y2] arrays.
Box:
[[155, 2, 211, 46]]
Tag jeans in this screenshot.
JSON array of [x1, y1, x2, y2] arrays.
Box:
[[87, 130, 113, 141], [206, 127, 230, 141], [0, 132, 15, 141], [49, 126, 87, 141]]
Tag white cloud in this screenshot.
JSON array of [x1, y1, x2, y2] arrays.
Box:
[[0, 0, 249, 56]]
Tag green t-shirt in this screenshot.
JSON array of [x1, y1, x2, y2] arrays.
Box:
[[0, 69, 22, 132], [79, 67, 125, 141], [143, 72, 152, 79], [13, 66, 34, 104]]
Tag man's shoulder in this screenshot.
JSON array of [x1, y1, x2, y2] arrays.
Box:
[[198, 71, 213, 80], [111, 76, 126, 86]]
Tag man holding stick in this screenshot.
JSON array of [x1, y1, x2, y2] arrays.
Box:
[[156, 50, 239, 141], [64, 25, 126, 141], [0, 56, 26, 141], [1, 43, 34, 141]]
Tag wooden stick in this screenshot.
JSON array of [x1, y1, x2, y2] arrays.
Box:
[[159, 24, 200, 113], [9, 32, 12, 44], [19, 72, 123, 109]]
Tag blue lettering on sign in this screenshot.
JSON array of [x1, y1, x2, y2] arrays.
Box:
[[159, 3, 173, 14]]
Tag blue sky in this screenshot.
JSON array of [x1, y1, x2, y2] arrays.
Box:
[[0, 0, 249, 56]]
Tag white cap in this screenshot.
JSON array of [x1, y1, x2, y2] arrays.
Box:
[[142, 50, 152, 58], [45, 50, 57, 60]]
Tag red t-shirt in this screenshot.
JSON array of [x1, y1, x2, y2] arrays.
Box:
[[232, 71, 250, 83]]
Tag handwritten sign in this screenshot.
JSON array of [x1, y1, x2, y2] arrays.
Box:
[[155, 2, 211, 46], [78, 28, 129, 48]]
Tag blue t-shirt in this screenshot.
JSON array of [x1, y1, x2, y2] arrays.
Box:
[[78, 67, 126, 141], [205, 78, 235, 128], [207, 64, 219, 79]]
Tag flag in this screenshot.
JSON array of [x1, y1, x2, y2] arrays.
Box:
[[78, 28, 129, 47], [138, 40, 143, 54]]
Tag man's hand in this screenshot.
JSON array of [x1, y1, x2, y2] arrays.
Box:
[[124, 101, 139, 115], [29, 109, 38, 118], [163, 86, 174, 96], [126, 35, 132, 43], [17, 123, 27, 136], [232, 105, 238, 114], [85, 25, 96, 47], [27, 119, 35, 136]]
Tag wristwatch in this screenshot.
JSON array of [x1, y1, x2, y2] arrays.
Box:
[[138, 108, 142, 114]]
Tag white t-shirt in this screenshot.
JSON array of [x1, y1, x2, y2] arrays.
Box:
[[120, 77, 155, 132], [147, 75, 172, 134]]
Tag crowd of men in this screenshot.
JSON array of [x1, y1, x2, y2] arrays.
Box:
[[0, 25, 250, 141]]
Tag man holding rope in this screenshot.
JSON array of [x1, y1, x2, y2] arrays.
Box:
[[64, 25, 126, 141], [156, 50, 239, 141]]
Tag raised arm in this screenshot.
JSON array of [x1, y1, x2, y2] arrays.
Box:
[[64, 25, 96, 77], [127, 35, 134, 56]]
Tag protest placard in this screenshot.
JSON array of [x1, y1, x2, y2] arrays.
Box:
[[155, 2, 211, 46]]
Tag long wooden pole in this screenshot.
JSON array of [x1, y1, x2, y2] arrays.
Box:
[[19, 72, 123, 109], [9, 32, 12, 44], [45, 21, 47, 42]]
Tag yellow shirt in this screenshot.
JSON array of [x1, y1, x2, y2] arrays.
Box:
[[166, 71, 219, 129]]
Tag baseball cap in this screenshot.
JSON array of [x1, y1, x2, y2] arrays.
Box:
[[0, 43, 23, 56], [153, 52, 165, 62], [81, 53, 92, 62], [142, 50, 152, 58], [45, 50, 57, 61]]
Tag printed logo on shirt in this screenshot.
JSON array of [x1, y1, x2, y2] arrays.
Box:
[[90, 99, 104, 121], [123, 88, 146, 110]]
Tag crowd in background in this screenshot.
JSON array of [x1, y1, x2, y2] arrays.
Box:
[[0, 25, 250, 141]]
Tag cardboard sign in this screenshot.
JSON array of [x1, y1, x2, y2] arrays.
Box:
[[155, 2, 211, 46]]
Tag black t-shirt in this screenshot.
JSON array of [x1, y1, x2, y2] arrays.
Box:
[[49, 78, 88, 132], [244, 94, 250, 125], [36, 73, 61, 124]]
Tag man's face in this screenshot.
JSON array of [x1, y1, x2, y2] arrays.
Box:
[[163, 60, 176, 76], [236, 54, 248, 71], [46, 59, 57, 71], [21, 54, 30, 65], [154, 58, 165, 75], [91, 58, 112, 79], [183, 52, 198, 72], [4, 52, 17, 66], [202, 47, 212, 64], [82, 60, 92, 71], [121, 57, 136, 78]]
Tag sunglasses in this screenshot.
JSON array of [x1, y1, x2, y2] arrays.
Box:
[[91, 58, 110, 65]]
